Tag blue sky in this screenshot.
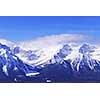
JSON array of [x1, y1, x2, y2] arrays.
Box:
[[0, 16, 100, 42]]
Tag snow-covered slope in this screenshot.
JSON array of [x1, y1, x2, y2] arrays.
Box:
[[0, 43, 40, 80], [9, 34, 100, 71], [0, 34, 100, 82], [48, 43, 100, 71], [0, 39, 14, 47], [14, 41, 100, 70]]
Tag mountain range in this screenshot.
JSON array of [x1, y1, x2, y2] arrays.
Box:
[[0, 37, 100, 82]]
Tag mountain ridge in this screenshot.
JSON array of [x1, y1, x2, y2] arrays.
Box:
[[0, 37, 100, 82]]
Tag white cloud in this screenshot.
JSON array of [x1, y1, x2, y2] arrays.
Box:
[[17, 34, 90, 50]]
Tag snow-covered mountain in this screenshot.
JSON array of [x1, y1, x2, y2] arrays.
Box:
[[0, 42, 40, 82], [13, 41, 100, 71], [14, 34, 89, 66], [0, 39, 14, 47], [0, 34, 100, 82]]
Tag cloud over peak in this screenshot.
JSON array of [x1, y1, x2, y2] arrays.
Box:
[[17, 34, 90, 50]]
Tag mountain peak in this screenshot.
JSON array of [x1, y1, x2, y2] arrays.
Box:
[[0, 39, 14, 47], [79, 43, 95, 54]]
